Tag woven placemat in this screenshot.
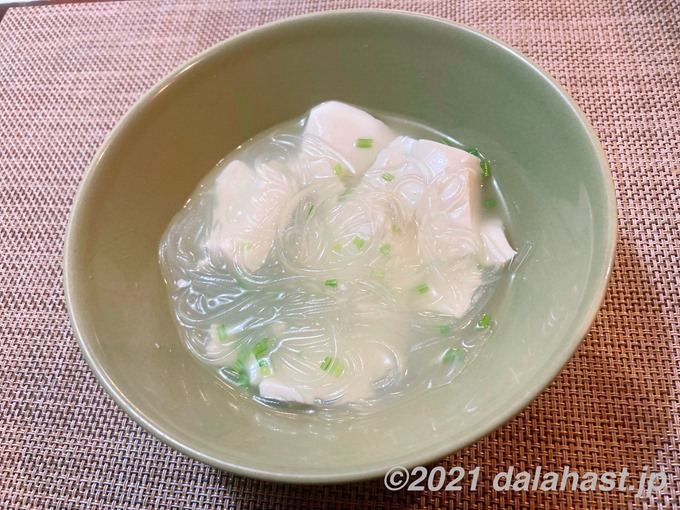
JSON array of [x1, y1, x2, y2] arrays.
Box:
[[1, 0, 678, 508]]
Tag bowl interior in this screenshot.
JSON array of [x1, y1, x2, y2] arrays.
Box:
[[64, 10, 615, 482]]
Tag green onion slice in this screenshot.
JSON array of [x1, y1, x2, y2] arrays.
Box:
[[216, 324, 228, 343], [352, 236, 365, 250], [235, 371, 249, 387], [252, 338, 269, 359], [438, 324, 453, 335], [332, 361, 345, 377], [339, 187, 352, 200], [416, 283, 430, 294], [480, 160, 491, 178], [477, 314, 492, 329], [371, 268, 385, 279], [355, 138, 374, 148], [231, 348, 251, 374], [320, 356, 344, 376], [258, 359, 272, 377], [443, 348, 459, 364], [333, 163, 344, 176], [382, 172, 395, 182], [325, 279, 338, 288], [320, 356, 333, 371]]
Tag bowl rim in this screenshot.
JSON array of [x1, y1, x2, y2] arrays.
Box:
[[63, 8, 617, 483]]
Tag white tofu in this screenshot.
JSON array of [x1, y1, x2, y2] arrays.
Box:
[[480, 219, 516, 266], [363, 136, 514, 318], [206, 160, 297, 272], [259, 377, 309, 404], [364, 136, 481, 229], [246, 354, 265, 387], [302, 101, 396, 178], [414, 140, 481, 230], [364, 136, 425, 207]]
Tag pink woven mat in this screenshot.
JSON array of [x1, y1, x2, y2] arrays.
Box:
[[1, 1, 678, 508]]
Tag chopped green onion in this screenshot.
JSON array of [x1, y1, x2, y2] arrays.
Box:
[[306, 204, 314, 217], [339, 187, 352, 200], [483, 198, 497, 209], [355, 138, 374, 148], [391, 224, 401, 235], [320, 356, 344, 376], [416, 283, 430, 294], [379, 243, 391, 256], [332, 242, 342, 253], [232, 358, 245, 373], [464, 147, 481, 157], [443, 348, 459, 364], [235, 371, 250, 387], [353, 236, 365, 250], [216, 324, 228, 343], [258, 358, 272, 377], [320, 356, 333, 371], [438, 324, 453, 335], [231, 348, 250, 374], [252, 338, 269, 359], [325, 279, 338, 288], [382, 172, 395, 182], [477, 314, 492, 329], [480, 160, 491, 178], [332, 360, 345, 377], [333, 163, 344, 176], [371, 268, 385, 279]]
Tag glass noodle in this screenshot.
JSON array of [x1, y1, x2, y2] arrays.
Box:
[[159, 103, 517, 415]]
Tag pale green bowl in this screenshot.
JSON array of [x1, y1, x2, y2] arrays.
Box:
[[64, 10, 616, 483]]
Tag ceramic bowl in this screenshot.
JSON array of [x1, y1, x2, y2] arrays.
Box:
[[64, 10, 616, 483]]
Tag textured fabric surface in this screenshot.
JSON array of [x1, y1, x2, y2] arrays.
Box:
[[0, 0, 678, 508]]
